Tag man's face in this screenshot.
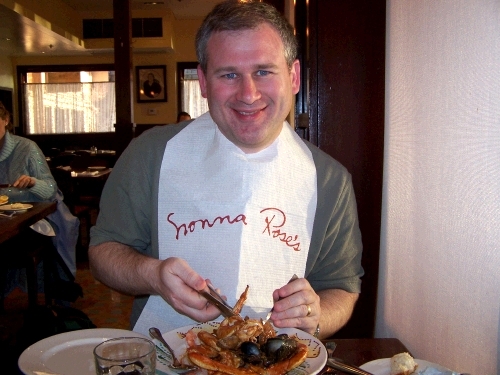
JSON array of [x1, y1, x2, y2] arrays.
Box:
[[198, 23, 300, 153]]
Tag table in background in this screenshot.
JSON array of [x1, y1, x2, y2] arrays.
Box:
[[324, 338, 410, 367]]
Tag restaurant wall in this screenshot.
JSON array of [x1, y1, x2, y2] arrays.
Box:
[[11, 16, 202, 126], [378, 1, 500, 374], [0, 56, 14, 88]]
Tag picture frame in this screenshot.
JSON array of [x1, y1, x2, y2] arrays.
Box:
[[135, 65, 167, 103]]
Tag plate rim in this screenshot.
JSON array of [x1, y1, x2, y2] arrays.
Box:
[[18, 328, 149, 375], [158, 322, 327, 375], [0, 203, 33, 211], [359, 357, 452, 374]]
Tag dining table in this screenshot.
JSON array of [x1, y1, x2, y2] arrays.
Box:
[[0, 201, 57, 244], [323, 338, 410, 371]]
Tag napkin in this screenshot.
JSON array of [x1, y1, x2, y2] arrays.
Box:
[[133, 112, 318, 336], [30, 219, 56, 236]]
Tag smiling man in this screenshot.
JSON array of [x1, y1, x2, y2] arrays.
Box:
[[89, 0, 364, 340]]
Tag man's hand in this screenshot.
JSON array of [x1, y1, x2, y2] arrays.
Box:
[[269, 277, 321, 336], [152, 257, 222, 322], [269, 277, 358, 339], [88, 243, 222, 323]]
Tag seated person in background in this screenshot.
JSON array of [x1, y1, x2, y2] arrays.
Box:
[[89, 0, 363, 339], [0, 102, 79, 295], [176, 111, 191, 123], [0, 102, 57, 202]]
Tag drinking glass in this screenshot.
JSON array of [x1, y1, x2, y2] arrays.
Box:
[[93, 337, 156, 375]]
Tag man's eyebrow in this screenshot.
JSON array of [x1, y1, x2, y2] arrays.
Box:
[[212, 63, 279, 75]]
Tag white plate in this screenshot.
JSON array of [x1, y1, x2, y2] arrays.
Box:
[[0, 203, 33, 211], [360, 358, 452, 375], [154, 323, 327, 375], [18, 328, 150, 375], [88, 166, 107, 171]]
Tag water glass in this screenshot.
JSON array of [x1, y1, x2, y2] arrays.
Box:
[[93, 337, 156, 375]]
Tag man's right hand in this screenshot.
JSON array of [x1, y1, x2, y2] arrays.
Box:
[[88, 244, 223, 323]]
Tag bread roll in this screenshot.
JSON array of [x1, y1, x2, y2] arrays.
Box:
[[390, 352, 418, 375]]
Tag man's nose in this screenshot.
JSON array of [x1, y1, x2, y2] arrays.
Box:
[[236, 76, 261, 104]]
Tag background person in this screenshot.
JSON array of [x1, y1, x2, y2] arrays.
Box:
[[0, 101, 79, 296], [89, 0, 363, 339], [176, 111, 191, 123]]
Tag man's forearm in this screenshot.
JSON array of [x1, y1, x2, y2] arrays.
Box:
[[317, 289, 359, 339], [88, 242, 159, 296]]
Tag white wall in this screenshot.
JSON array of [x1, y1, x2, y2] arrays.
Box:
[[378, 1, 500, 374]]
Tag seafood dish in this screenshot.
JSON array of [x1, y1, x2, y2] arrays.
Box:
[[181, 286, 309, 375]]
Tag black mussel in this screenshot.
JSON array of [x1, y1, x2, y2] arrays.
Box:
[[240, 341, 263, 364], [262, 337, 298, 364]]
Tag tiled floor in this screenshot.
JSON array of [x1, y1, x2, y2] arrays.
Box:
[[0, 259, 134, 373]]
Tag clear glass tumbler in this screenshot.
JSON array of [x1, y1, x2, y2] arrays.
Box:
[[93, 337, 156, 375]]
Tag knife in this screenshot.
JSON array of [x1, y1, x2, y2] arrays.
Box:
[[326, 358, 374, 375], [199, 290, 237, 318]]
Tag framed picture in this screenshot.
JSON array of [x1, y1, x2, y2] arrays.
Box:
[[136, 65, 167, 103]]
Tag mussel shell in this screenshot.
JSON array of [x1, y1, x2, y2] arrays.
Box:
[[240, 341, 262, 365], [262, 336, 298, 363]]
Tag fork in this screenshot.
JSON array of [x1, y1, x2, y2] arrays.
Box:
[[263, 274, 299, 323], [0, 212, 14, 218]]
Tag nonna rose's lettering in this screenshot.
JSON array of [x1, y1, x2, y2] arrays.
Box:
[[167, 212, 247, 240], [260, 207, 301, 251]]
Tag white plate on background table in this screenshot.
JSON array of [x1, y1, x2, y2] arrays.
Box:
[[154, 323, 327, 375], [18, 328, 150, 375], [0, 203, 33, 211], [360, 358, 453, 374]]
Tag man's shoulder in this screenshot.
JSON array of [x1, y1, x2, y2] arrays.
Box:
[[132, 121, 191, 146], [300, 138, 350, 177]]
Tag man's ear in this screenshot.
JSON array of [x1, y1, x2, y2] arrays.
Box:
[[197, 64, 208, 98], [290, 59, 301, 95]]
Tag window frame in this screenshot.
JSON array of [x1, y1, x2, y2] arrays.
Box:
[[177, 61, 199, 115], [16, 64, 115, 136]]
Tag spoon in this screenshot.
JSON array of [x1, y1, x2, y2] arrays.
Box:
[[149, 327, 198, 373]]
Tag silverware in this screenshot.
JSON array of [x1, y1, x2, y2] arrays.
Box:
[[323, 341, 374, 375], [0, 212, 14, 218], [149, 327, 198, 373], [263, 274, 299, 323], [199, 289, 237, 318], [326, 357, 374, 375], [207, 282, 235, 312]]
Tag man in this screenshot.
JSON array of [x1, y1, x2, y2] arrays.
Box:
[[89, 0, 363, 339]]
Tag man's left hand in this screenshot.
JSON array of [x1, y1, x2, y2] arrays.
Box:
[[269, 277, 320, 336]]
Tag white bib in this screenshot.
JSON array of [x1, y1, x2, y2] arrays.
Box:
[[133, 112, 317, 335]]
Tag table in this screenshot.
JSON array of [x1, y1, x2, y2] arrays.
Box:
[[0, 201, 57, 244], [323, 338, 410, 369]]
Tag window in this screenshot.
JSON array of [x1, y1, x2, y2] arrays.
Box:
[[18, 65, 116, 134], [177, 62, 208, 119]]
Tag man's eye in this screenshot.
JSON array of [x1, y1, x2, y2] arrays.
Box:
[[256, 70, 270, 76], [224, 73, 237, 79]]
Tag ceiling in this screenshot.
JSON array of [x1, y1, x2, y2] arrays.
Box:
[[0, 0, 222, 57]]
